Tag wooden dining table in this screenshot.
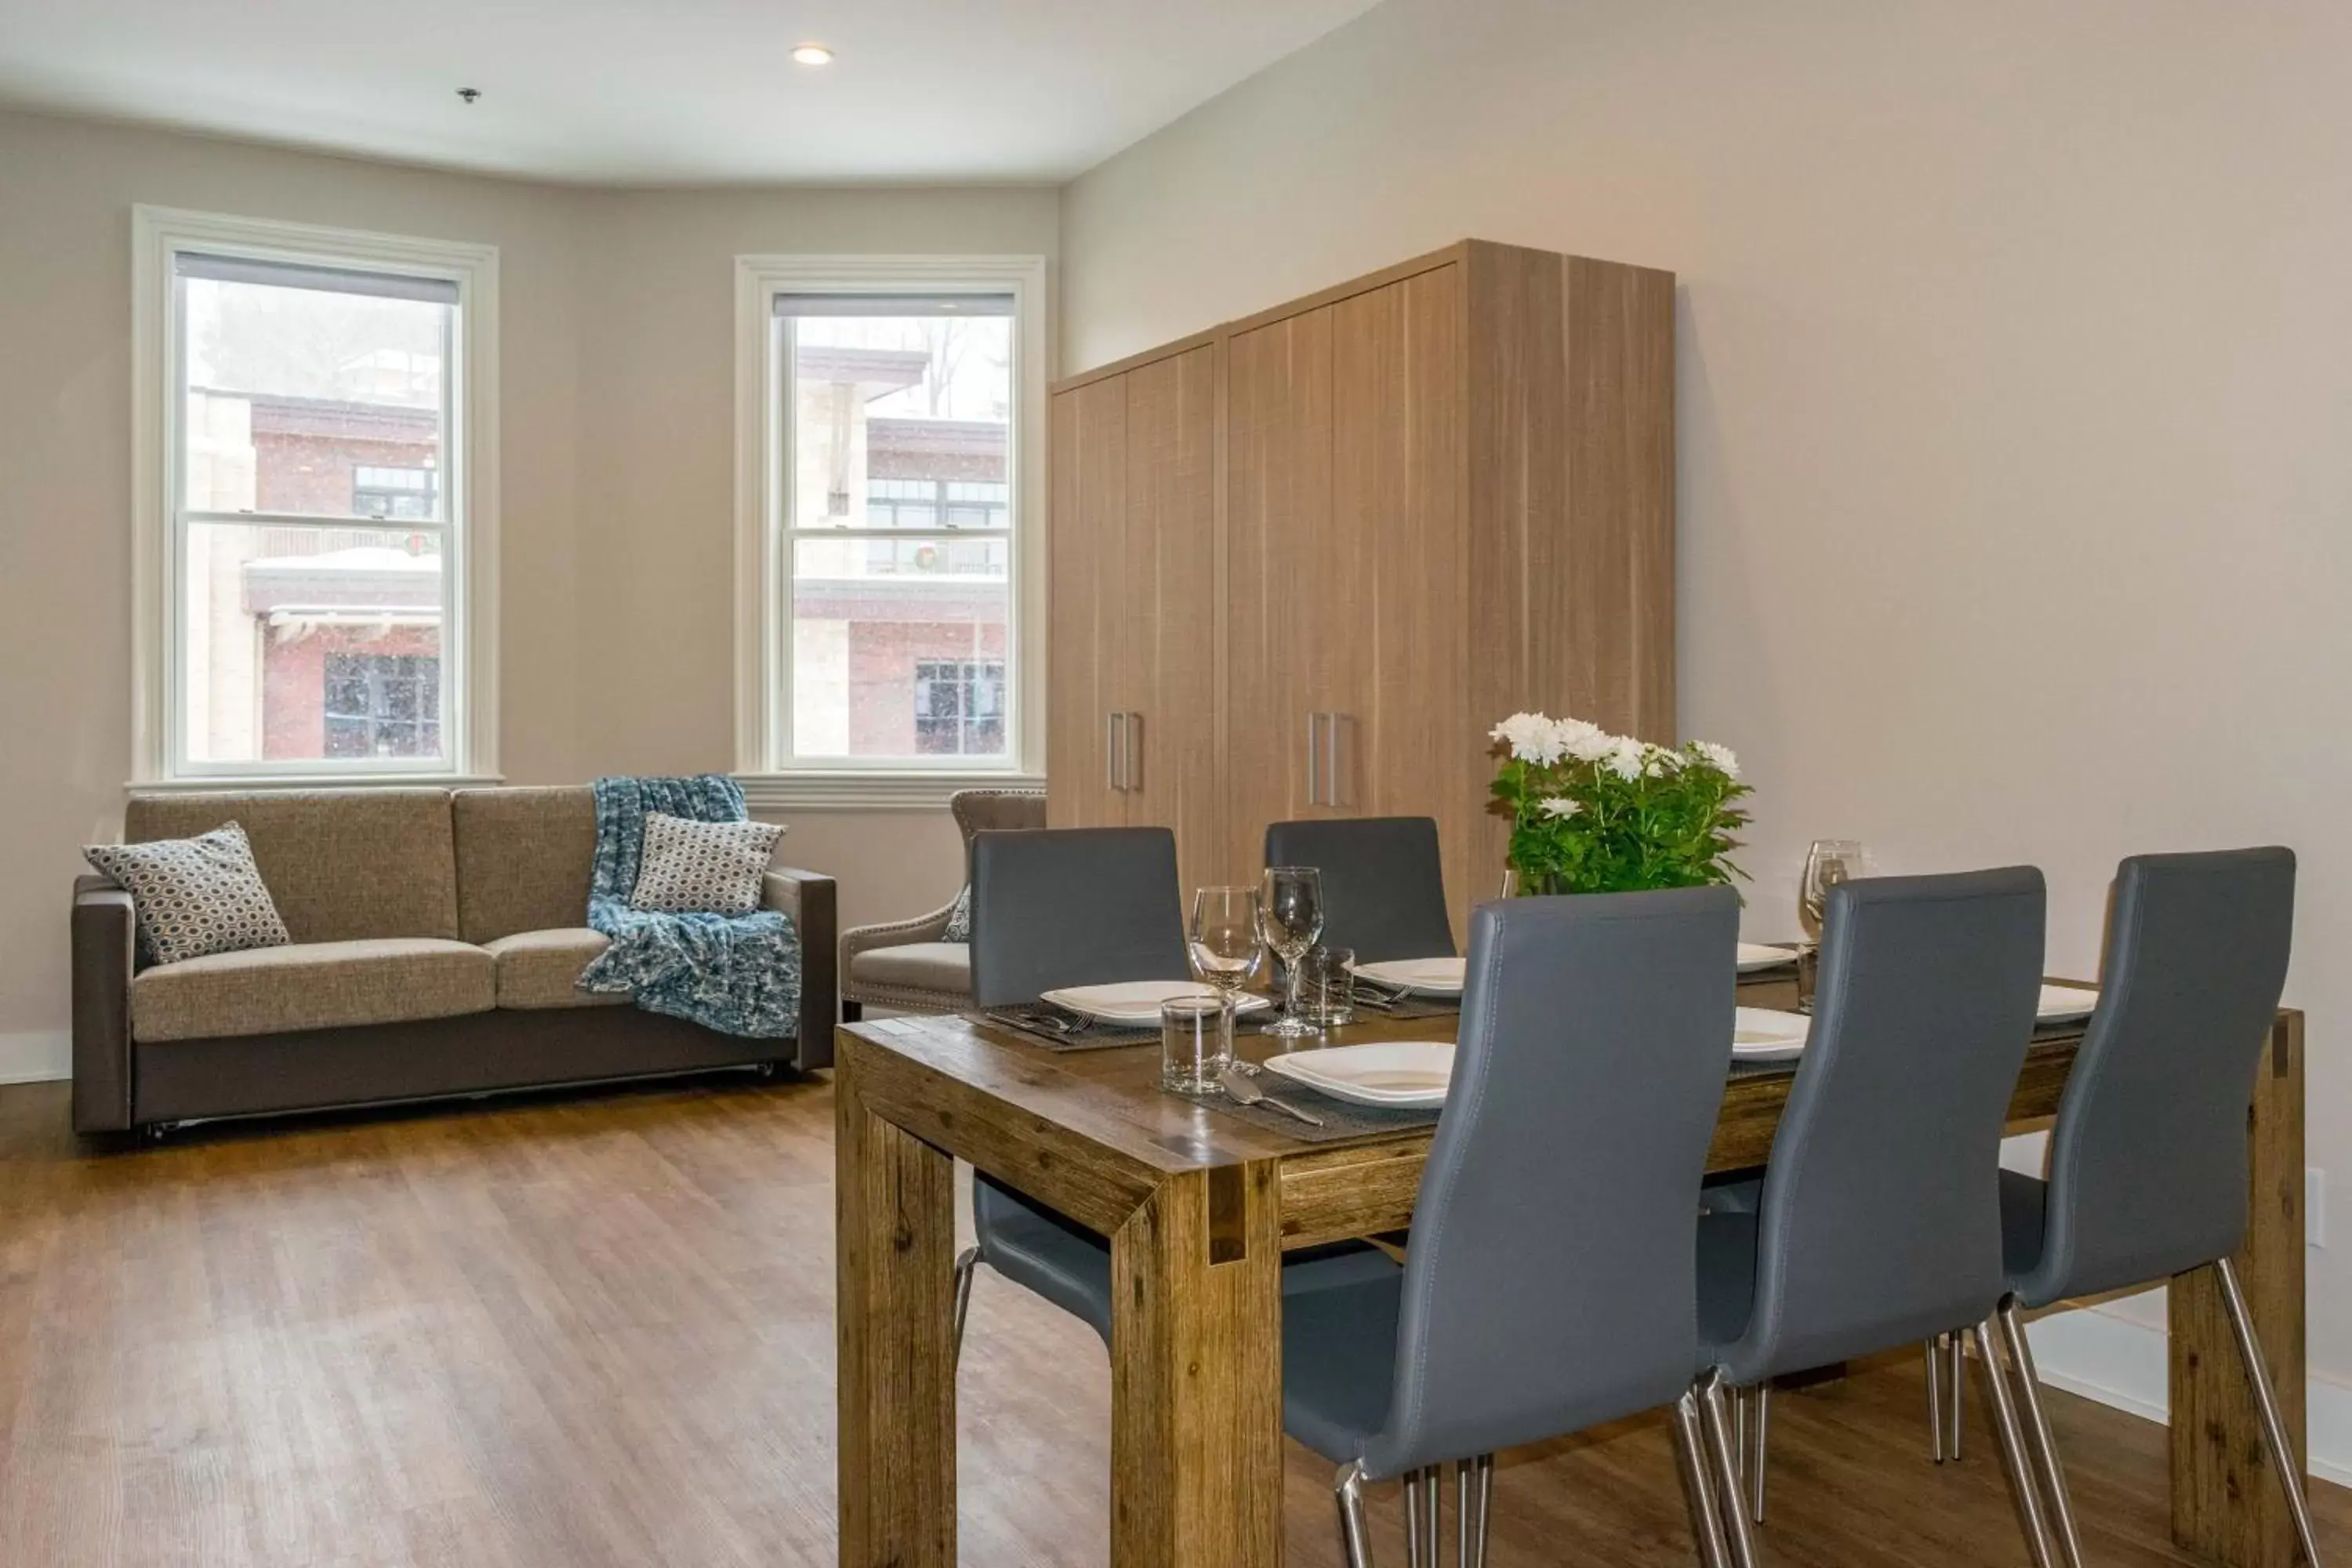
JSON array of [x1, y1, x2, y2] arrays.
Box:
[[833, 970, 2309, 1568]]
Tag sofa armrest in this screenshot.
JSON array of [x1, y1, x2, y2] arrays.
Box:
[[764, 867, 837, 1071], [72, 874, 136, 1132]]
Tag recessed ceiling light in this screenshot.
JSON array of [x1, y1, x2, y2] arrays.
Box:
[[791, 43, 834, 67]]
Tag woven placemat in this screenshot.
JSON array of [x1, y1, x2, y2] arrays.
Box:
[[1347, 991, 1461, 1022], [971, 1008, 1161, 1054], [1200, 1081, 1443, 1143]]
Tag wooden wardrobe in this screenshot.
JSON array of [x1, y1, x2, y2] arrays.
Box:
[[1047, 240, 1675, 935]]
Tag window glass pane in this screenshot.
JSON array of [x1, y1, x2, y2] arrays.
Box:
[[183, 274, 450, 521], [180, 522, 445, 764], [785, 312, 1011, 532], [789, 539, 1007, 760]]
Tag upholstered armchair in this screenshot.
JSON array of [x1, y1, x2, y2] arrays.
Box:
[[839, 788, 1044, 1017]]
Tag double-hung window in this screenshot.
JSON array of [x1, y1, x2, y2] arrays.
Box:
[[134, 208, 498, 783], [734, 256, 1046, 807]]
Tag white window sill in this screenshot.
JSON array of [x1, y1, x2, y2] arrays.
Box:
[[127, 772, 507, 794], [735, 771, 1045, 812]]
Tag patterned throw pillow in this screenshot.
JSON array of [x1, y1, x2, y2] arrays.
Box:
[[942, 884, 974, 942], [84, 822, 292, 967], [629, 812, 785, 916]]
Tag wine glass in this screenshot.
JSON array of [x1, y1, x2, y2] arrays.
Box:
[[1798, 839, 1866, 942], [1258, 866, 1326, 1037], [1190, 886, 1265, 1012], [1798, 839, 1864, 1011]]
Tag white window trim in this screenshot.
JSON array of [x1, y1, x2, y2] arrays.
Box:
[[130, 205, 501, 789], [731, 252, 1047, 812]]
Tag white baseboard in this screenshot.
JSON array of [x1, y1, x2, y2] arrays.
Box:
[[2027, 1303, 2352, 1486], [0, 1029, 70, 1084]]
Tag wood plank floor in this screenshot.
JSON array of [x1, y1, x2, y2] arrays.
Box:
[[2, 1073, 2344, 1566]]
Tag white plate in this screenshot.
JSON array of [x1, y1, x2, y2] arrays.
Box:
[[2038, 984, 2099, 1022], [1732, 1007, 1811, 1062], [1038, 980, 1269, 1025], [1263, 1040, 1455, 1108], [1737, 943, 1798, 973], [1348, 956, 1466, 996]]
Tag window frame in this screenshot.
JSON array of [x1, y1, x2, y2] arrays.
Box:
[[731, 253, 1047, 811], [131, 205, 500, 788]]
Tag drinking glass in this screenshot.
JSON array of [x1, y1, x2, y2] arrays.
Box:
[[1160, 995, 1232, 1096], [1796, 839, 1865, 1012], [1298, 946, 1357, 1028], [1259, 866, 1326, 1037]]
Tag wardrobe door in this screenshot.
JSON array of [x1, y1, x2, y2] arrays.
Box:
[[1120, 346, 1221, 891], [1047, 375, 1128, 831], [1331, 265, 1479, 927], [1225, 305, 1336, 885]]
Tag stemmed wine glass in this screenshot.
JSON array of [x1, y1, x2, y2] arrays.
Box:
[[1190, 886, 1266, 1016], [1259, 866, 1326, 1038], [1797, 839, 1865, 1010]]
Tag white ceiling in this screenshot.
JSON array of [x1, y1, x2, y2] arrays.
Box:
[[0, 0, 1381, 184]]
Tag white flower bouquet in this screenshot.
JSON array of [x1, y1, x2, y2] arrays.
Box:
[[1488, 713, 1751, 895]]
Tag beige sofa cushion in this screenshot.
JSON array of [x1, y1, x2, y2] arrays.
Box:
[[452, 786, 597, 943], [131, 938, 495, 1044], [485, 927, 629, 1011], [849, 941, 971, 996], [125, 790, 459, 943]]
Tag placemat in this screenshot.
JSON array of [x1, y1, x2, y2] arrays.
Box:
[[1201, 1081, 1444, 1143], [973, 1007, 1160, 1054], [1346, 991, 1461, 1022]]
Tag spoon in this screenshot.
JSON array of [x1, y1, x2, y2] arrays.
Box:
[[1219, 1065, 1323, 1127]]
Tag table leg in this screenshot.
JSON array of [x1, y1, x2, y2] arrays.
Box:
[[2172, 1012, 2309, 1567], [837, 1049, 958, 1568], [1110, 1161, 1287, 1566]]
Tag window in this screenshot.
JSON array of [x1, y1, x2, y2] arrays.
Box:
[[134, 207, 498, 783], [353, 465, 439, 521], [325, 652, 441, 757], [733, 256, 1045, 804], [913, 659, 1007, 756]]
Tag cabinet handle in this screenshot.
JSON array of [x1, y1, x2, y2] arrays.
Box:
[[1305, 712, 1326, 807], [1107, 711, 1123, 792], [1328, 712, 1354, 811], [1123, 712, 1142, 794]]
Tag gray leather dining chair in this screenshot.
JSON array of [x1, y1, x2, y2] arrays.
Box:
[[1694, 867, 2056, 1568], [1278, 886, 1741, 1568], [1264, 816, 1456, 962], [1988, 848, 2314, 1568], [956, 826, 1393, 1361]]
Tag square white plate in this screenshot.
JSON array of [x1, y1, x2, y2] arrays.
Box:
[[1262, 1040, 1455, 1108], [1038, 980, 1269, 1025], [1737, 943, 1798, 973], [1733, 1007, 1811, 1062], [2038, 984, 2099, 1022], [1348, 956, 1466, 996]]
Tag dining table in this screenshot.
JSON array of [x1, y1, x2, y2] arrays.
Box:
[[833, 964, 2310, 1568]]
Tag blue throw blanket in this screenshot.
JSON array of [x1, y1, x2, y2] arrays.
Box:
[[577, 775, 803, 1039]]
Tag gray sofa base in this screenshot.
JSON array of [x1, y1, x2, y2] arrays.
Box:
[[125, 1006, 802, 1134]]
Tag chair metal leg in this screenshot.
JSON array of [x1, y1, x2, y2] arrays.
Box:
[[1673, 1389, 1733, 1568], [1335, 1461, 1374, 1568], [2216, 1256, 2328, 1568], [1454, 1454, 1494, 1568], [1972, 1319, 2059, 1568], [1403, 1466, 1427, 1568], [1948, 1330, 1965, 1460], [949, 1247, 980, 1366], [1928, 1336, 1950, 1463], [1699, 1372, 1760, 1568], [1748, 1384, 1772, 1523], [1421, 1468, 1443, 1566], [1997, 1298, 2086, 1568]]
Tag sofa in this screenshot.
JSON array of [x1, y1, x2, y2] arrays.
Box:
[[838, 787, 1043, 1017], [72, 786, 837, 1138]]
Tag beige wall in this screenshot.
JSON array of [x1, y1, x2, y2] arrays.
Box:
[[1059, 0, 2352, 1384], [0, 107, 1051, 1058]]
